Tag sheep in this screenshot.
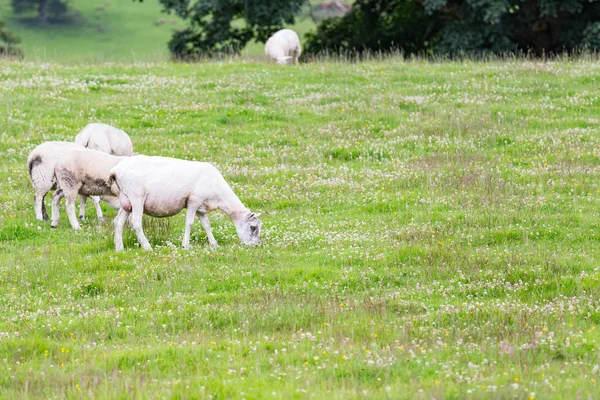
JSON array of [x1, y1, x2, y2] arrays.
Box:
[[74, 123, 133, 218], [27, 141, 103, 222], [52, 149, 123, 230], [108, 155, 262, 251], [265, 29, 301, 65], [74, 123, 133, 156]]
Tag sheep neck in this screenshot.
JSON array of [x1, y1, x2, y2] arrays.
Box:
[[212, 185, 249, 222]]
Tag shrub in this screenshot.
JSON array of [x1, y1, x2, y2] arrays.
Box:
[[305, 0, 600, 57], [0, 19, 22, 58]]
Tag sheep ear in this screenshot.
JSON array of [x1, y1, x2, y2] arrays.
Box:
[[247, 212, 261, 220]]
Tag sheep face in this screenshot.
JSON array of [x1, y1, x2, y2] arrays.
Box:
[[235, 212, 262, 245], [276, 56, 293, 65]]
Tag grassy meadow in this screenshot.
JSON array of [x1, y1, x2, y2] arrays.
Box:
[[1, 57, 600, 398], [0, 0, 321, 61], [0, 0, 181, 61]]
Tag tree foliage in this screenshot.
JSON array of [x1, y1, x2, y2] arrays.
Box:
[[11, 0, 70, 23], [305, 0, 600, 56], [0, 18, 22, 58], [305, 0, 437, 56], [157, 0, 306, 58]]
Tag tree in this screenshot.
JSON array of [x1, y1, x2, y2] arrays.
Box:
[[305, 0, 438, 56], [424, 0, 600, 55], [156, 0, 307, 58], [0, 18, 22, 58], [11, 0, 70, 24], [305, 0, 600, 56]]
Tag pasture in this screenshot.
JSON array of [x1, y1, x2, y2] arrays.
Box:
[[1, 57, 600, 398], [0, 0, 319, 61]]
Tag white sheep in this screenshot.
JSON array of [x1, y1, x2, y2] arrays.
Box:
[[265, 29, 301, 65], [108, 156, 262, 251], [52, 149, 123, 230], [74, 123, 133, 218], [27, 131, 129, 224], [74, 123, 133, 156], [27, 141, 103, 221]]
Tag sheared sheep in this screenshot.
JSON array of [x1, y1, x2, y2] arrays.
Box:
[[108, 155, 262, 251], [74, 123, 133, 218], [74, 123, 133, 156], [52, 149, 123, 230], [27, 141, 98, 221], [265, 29, 301, 65]]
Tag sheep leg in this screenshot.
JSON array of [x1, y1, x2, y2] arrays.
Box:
[[41, 195, 49, 221], [130, 202, 152, 251], [79, 195, 87, 220], [182, 207, 198, 249], [198, 212, 219, 248], [34, 190, 49, 221], [113, 208, 128, 252], [65, 193, 81, 231], [91, 196, 105, 222], [50, 189, 64, 228]]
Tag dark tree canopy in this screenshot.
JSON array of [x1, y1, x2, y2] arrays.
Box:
[[305, 0, 600, 56], [0, 18, 22, 58], [427, 0, 600, 55], [156, 0, 307, 58], [305, 0, 437, 56], [11, 0, 70, 23]]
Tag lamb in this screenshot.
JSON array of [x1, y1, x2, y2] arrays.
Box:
[[74, 123, 133, 156], [28, 124, 132, 223], [52, 149, 123, 230], [74, 123, 133, 218], [108, 156, 262, 251], [27, 141, 103, 221], [265, 29, 301, 65]]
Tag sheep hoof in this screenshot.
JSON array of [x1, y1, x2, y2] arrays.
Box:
[[50, 223, 57, 229]]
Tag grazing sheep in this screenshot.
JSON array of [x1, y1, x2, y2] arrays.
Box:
[[73, 123, 132, 219], [27, 141, 103, 221], [108, 156, 262, 251], [265, 29, 301, 65], [52, 149, 123, 230], [74, 123, 133, 156]]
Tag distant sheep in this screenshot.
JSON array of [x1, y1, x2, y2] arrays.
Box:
[[74, 123, 133, 156], [265, 29, 301, 65], [108, 155, 262, 251], [52, 149, 123, 230]]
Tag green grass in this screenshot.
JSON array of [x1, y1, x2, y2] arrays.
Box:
[[1, 56, 600, 398], [0, 0, 184, 61], [0, 0, 319, 61]]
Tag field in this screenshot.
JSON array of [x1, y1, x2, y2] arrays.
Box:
[[1, 57, 600, 398], [0, 0, 320, 61]]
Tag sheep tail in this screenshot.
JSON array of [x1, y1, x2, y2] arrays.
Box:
[[107, 172, 118, 189], [27, 154, 43, 179]]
